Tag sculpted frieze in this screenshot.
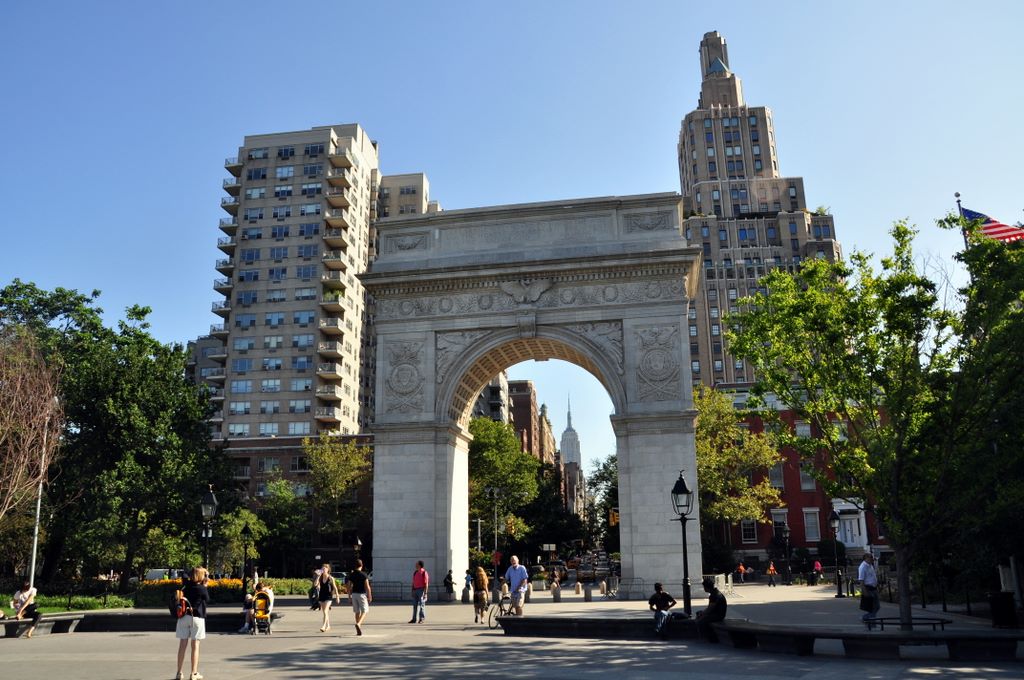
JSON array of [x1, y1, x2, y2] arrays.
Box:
[[376, 278, 687, 321], [435, 330, 490, 385], [567, 321, 624, 374], [624, 211, 674, 233], [382, 232, 429, 255]]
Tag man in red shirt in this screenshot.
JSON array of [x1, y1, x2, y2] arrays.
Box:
[[409, 561, 429, 623]]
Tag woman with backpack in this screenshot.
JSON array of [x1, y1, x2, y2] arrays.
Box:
[[175, 566, 210, 680], [314, 563, 340, 632]]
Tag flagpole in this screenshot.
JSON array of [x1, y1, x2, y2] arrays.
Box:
[[955, 192, 969, 250]]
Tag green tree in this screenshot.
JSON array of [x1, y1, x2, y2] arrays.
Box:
[[0, 280, 233, 590], [517, 463, 585, 558], [211, 507, 267, 577], [304, 435, 372, 534], [693, 385, 783, 533], [256, 478, 309, 577], [467, 417, 539, 551], [726, 220, 979, 626], [586, 454, 619, 553]]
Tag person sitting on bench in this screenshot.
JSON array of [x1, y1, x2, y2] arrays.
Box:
[[648, 582, 678, 635], [695, 576, 727, 642]]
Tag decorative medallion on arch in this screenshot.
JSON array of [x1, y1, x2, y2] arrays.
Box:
[[383, 340, 424, 414]]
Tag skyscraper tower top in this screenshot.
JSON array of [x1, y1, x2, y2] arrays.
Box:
[[560, 396, 581, 466], [697, 31, 743, 110]]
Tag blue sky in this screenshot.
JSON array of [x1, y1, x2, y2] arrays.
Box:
[[3, 1, 1022, 474]]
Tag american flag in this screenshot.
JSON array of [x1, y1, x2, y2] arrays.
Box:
[[961, 207, 1024, 243]]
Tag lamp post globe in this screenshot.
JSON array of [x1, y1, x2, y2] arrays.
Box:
[[829, 510, 845, 598], [200, 485, 218, 568], [670, 470, 694, 616]]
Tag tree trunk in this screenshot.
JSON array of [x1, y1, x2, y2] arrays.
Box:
[[895, 546, 913, 629], [39, 519, 68, 584], [118, 516, 143, 594]]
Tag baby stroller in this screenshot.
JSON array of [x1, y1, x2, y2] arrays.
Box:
[[252, 591, 273, 635]]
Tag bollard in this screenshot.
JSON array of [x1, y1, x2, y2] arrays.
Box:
[[552, 584, 561, 603], [462, 587, 471, 604], [525, 582, 532, 603], [584, 584, 593, 602], [574, 582, 582, 595], [501, 583, 509, 595], [599, 580, 607, 595]]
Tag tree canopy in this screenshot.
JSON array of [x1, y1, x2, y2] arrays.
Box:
[[467, 417, 539, 550]]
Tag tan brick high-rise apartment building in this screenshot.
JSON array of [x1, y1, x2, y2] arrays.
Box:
[[679, 32, 842, 385]]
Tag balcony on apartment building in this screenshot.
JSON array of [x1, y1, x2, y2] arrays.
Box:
[[220, 196, 240, 214], [317, 341, 343, 358], [219, 217, 238, 235], [216, 237, 237, 255], [210, 323, 229, 338], [209, 410, 224, 423], [320, 271, 346, 291], [316, 385, 343, 401], [222, 177, 241, 196], [326, 167, 352, 187], [214, 277, 234, 294], [328, 147, 354, 168], [206, 387, 225, 401], [206, 345, 228, 362], [317, 362, 343, 379], [322, 250, 348, 271], [319, 294, 345, 313], [319, 318, 344, 335], [315, 406, 342, 422], [215, 258, 235, 275], [211, 300, 231, 317], [322, 228, 350, 250], [224, 156, 242, 176], [325, 187, 351, 208], [232, 465, 251, 479], [324, 208, 352, 229], [204, 367, 226, 383]]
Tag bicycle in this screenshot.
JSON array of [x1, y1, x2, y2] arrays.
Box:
[[487, 593, 513, 629]]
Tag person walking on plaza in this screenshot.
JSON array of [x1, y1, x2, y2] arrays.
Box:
[[858, 552, 881, 628], [409, 560, 429, 623], [346, 559, 372, 636], [695, 576, 727, 643], [736, 561, 746, 583], [174, 566, 210, 680], [11, 581, 42, 638], [504, 555, 529, 616], [648, 582, 677, 636], [473, 566, 490, 624], [766, 560, 778, 587], [314, 563, 340, 632], [443, 569, 455, 600]]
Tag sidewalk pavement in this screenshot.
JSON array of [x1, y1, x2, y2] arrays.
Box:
[[2, 583, 1019, 679]]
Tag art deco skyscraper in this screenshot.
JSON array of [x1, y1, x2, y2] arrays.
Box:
[[679, 32, 842, 386]]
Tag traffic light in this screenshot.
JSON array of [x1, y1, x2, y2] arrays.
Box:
[[609, 508, 619, 526]]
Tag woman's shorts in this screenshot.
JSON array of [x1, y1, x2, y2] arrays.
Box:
[[175, 614, 207, 640], [351, 593, 369, 614]]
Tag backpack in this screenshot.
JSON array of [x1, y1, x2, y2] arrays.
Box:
[[170, 589, 193, 619]]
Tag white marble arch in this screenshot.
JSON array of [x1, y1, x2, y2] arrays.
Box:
[[361, 193, 703, 590]]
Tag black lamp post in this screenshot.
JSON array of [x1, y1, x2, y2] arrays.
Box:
[[781, 523, 792, 586], [200, 484, 219, 568], [240, 522, 252, 595], [354, 536, 362, 563], [829, 510, 845, 598], [670, 470, 695, 616]]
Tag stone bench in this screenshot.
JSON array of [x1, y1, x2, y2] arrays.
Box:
[[497, 615, 696, 640], [713, 619, 1024, 661], [2, 612, 85, 638]]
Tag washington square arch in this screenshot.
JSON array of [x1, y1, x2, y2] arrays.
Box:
[[361, 192, 703, 588]]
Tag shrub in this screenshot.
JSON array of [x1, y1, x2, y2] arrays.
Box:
[[34, 594, 135, 613]]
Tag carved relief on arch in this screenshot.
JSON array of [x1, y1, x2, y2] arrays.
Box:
[[565, 321, 624, 375], [635, 325, 680, 402], [435, 330, 490, 385], [384, 341, 425, 414]]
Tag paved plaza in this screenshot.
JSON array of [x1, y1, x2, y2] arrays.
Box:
[[4, 583, 1021, 679]]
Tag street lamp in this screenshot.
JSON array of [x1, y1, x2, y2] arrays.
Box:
[[829, 510, 845, 598], [29, 399, 59, 589], [240, 522, 252, 595], [484, 487, 501, 553], [781, 523, 792, 586], [670, 470, 694, 616], [200, 484, 219, 568], [354, 535, 362, 563]]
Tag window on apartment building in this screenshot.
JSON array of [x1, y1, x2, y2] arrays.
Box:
[[242, 227, 262, 241], [289, 399, 312, 413], [243, 208, 263, 221], [248, 148, 269, 160], [709, 307, 719, 318], [303, 163, 322, 177], [711, 324, 720, 336], [276, 166, 294, 180], [239, 270, 259, 282], [708, 288, 717, 300], [233, 337, 255, 351], [691, 360, 700, 373], [272, 206, 291, 219], [289, 422, 311, 436], [769, 464, 784, 489], [291, 378, 312, 391], [268, 267, 286, 281], [228, 423, 249, 437], [259, 400, 280, 414], [741, 520, 757, 543], [265, 312, 284, 327], [398, 205, 417, 215], [296, 265, 316, 279], [708, 161, 716, 173], [228, 401, 251, 415], [713, 359, 723, 372], [245, 187, 266, 200], [795, 421, 811, 438], [292, 333, 315, 348], [277, 146, 295, 160], [266, 288, 286, 303], [262, 358, 283, 371], [703, 118, 712, 128], [293, 355, 313, 370], [689, 325, 698, 337], [246, 167, 267, 181], [399, 186, 417, 195], [258, 423, 279, 437], [799, 462, 817, 491], [688, 308, 697, 319], [803, 509, 821, 542], [299, 222, 320, 236], [294, 287, 316, 300], [264, 335, 284, 349], [301, 182, 322, 196], [230, 379, 253, 394], [734, 358, 744, 369], [269, 246, 287, 260], [240, 248, 260, 263], [260, 379, 281, 393], [291, 455, 311, 471], [235, 314, 256, 329], [304, 143, 324, 157], [274, 184, 293, 198], [293, 310, 315, 325], [297, 244, 317, 258], [727, 288, 738, 300], [300, 203, 320, 216], [237, 291, 258, 306], [771, 509, 789, 537], [231, 358, 253, 373]]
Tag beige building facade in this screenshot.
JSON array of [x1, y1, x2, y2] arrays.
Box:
[[679, 32, 842, 386]]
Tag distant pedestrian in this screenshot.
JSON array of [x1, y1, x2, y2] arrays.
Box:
[[695, 576, 727, 643], [409, 560, 429, 623], [443, 570, 455, 598], [504, 555, 529, 616], [473, 566, 490, 624], [737, 562, 746, 583], [766, 561, 778, 587], [346, 559, 372, 636], [858, 552, 880, 628], [174, 566, 210, 680], [464, 569, 474, 591], [11, 581, 41, 638], [314, 563, 340, 632], [648, 582, 677, 635]]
